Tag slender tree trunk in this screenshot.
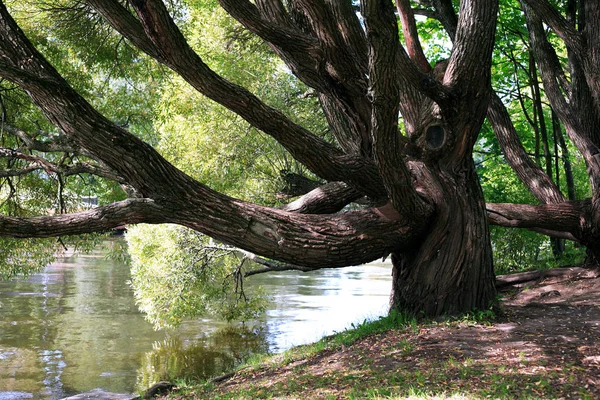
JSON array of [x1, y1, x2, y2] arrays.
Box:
[[390, 161, 497, 316], [529, 53, 542, 165], [530, 55, 567, 257], [551, 109, 574, 255], [531, 66, 553, 178], [550, 109, 567, 255], [553, 110, 576, 201]]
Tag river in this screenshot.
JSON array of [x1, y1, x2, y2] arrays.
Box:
[[0, 243, 391, 399]]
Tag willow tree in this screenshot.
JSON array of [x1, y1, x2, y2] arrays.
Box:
[[1, 0, 598, 317]]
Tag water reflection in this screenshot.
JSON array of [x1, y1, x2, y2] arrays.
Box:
[[0, 244, 391, 398], [136, 326, 268, 389], [259, 266, 392, 351]]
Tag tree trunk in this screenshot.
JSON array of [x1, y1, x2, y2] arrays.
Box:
[[390, 162, 497, 316], [553, 110, 576, 202]]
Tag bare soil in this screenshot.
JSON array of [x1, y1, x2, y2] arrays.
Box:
[[179, 267, 600, 399]]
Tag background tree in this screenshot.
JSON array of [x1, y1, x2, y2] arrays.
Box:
[[1, 0, 599, 319]]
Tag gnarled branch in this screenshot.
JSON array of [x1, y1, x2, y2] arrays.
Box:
[[487, 94, 565, 205], [396, 0, 431, 73], [1, 122, 76, 153], [281, 181, 362, 214], [0, 198, 163, 238], [362, 0, 431, 222]]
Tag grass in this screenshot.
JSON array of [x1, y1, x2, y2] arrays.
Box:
[[158, 307, 597, 400], [233, 310, 420, 372], [331, 309, 420, 346]]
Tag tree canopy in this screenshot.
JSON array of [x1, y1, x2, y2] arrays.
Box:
[[1, 0, 599, 320]]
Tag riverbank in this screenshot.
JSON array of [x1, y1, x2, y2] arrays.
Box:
[[159, 266, 600, 399]]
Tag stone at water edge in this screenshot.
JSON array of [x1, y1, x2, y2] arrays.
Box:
[[142, 382, 176, 399], [61, 391, 139, 400]]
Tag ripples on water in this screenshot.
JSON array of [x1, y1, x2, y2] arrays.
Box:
[[0, 244, 391, 398]]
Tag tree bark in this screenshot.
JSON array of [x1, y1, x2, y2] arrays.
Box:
[[390, 161, 496, 316]]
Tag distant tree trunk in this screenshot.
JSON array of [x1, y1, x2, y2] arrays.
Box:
[[530, 54, 553, 178], [529, 53, 542, 165], [552, 110, 576, 201], [529, 54, 566, 257], [390, 161, 496, 316]]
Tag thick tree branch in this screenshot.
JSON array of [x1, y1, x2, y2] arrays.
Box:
[[496, 266, 599, 289], [396, 0, 431, 73], [286, 0, 368, 94], [445, 0, 497, 91], [255, 0, 290, 25], [428, 0, 458, 42], [277, 171, 322, 198], [0, 198, 163, 238], [218, 0, 328, 91], [487, 94, 565, 205], [527, 228, 577, 241], [486, 201, 590, 236], [85, 0, 165, 61], [520, 2, 572, 117], [173, 193, 425, 268], [431, 0, 498, 164], [521, 0, 582, 53], [281, 181, 362, 214], [288, 0, 373, 154], [224, 0, 373, 158], [362, 0, 431, 222], [580, 3, 600, 112], [324, 0, 369, 73]]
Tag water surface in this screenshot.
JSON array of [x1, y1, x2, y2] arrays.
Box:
[[0, 245, 391, 398]]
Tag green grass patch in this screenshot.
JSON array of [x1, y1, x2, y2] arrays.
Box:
[[167, 309, 597, 400], [237, 310, 419, 371], [327, 309, 419, 347]]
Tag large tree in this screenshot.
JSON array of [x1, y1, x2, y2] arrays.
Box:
[[0, 0, 598, 317]]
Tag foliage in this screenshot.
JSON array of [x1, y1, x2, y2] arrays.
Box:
[[0, 237, 58, 279], [126, 224, 269, 329], [0, 233, 109, 279], [152, 3, 326, 204], [9, 0, 165, 141], [122, 2, 332, 326], [491, 226, 585, 275]]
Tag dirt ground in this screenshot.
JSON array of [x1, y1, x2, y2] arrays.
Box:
[[193, 266, 600, 399]]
